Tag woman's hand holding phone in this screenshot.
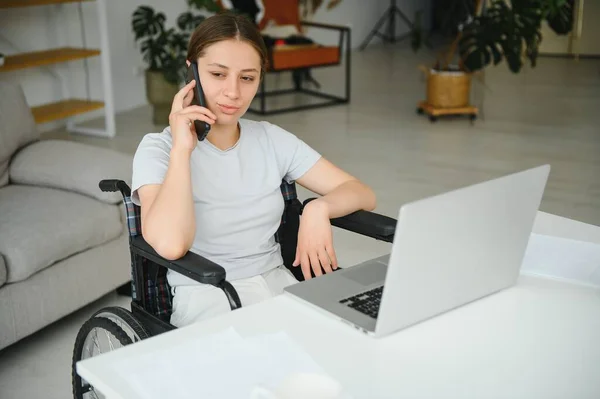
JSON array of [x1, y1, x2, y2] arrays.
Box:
[[169, 79, 217, 155]]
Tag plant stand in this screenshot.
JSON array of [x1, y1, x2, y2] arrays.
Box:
[[417, 66, 478, 123], [416, 101, 478, 122]]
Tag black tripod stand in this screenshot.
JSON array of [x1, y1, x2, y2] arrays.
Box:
[[359, 0, 420, 50]]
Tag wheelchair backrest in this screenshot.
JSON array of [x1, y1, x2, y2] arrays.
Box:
[[120, 180, 302, 321], [123, 180, 299, 238]]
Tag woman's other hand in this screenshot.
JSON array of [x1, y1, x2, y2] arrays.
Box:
[[293, 200, 338, 280]]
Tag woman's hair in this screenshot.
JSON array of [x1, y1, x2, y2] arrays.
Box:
[[187, 12, 269, 77]]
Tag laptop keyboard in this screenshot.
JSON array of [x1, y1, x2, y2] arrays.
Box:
[[339, 286, 384, 319]]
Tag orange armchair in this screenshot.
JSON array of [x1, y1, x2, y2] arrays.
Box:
[[219, 0, 351, 115]]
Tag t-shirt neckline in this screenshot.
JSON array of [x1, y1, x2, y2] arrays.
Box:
[[201, 121, 245, 154]]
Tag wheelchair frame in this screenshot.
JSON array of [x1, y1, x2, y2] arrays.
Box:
[[72, 178, 397, 398], [108, 178, 396, 335]]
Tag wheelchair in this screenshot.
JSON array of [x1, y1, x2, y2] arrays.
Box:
[[71, 178, 396, 399]]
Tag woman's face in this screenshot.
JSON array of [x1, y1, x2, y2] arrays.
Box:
[[196, 39, 261, 126]]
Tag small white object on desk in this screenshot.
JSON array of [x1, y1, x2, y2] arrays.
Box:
[[521, 233, 600, 287], [524, 211, 600, 287]]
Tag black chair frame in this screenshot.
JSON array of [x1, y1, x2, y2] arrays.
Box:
[[248, 21, 352, 116]]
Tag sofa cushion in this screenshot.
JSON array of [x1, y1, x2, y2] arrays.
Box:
[[0, 255, 6, 288], [9, 139, 132, 205], [0, 82, 39, 189], [0, 185, 124, 284]]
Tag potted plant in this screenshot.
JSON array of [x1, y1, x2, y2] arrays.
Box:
[[131, 0, 219, 125], [412, 0, 574, 121]]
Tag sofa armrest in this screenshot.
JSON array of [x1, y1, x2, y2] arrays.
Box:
[[9, 139, 132, 204], [303, 198, 396, 243]]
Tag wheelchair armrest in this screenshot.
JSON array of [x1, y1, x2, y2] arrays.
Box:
[[300, 21, 350, 33], [331, 210, 396, 242], [130, 236, 226, 286], [303, 199, 396, 243]]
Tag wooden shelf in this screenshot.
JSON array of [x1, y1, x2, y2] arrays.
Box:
[[0, 0, 91, 9], [31, 99, 104, 124], [0, 47, 100, 73]]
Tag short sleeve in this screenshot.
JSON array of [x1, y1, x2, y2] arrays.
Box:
[[265, 122, 322, 184], [130, 130, 173, 206]]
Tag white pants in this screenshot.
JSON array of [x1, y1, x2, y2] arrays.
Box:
[[170, 265, 298, 327]]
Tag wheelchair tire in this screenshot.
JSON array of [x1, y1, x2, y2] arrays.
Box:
[[71, 316, 132, 399], [91, 306, 150, 343]]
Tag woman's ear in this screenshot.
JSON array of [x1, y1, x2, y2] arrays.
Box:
[[186, 59, 191, 67]]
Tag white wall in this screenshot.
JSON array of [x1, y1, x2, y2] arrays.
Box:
[[305, 0, 431, 49], [0, 0, 430, 130]]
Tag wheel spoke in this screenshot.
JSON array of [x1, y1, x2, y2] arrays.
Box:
[[75, 314, 137, 399], [93, 329, 101, 355], [105, 329, 118, 352]]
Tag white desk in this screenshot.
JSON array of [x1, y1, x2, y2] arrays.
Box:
[[78, 212, 600, 399]]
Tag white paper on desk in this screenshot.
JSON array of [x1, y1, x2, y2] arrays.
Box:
[[520, 233, 600, 288], [113, 327, 325, 399]]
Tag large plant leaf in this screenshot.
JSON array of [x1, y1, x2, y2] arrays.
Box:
[[171, 32, 189, 53], [187, 0, 220, 13], [157, 29, 192, 84], [459, 1, 508, 72], [511, 0, 545, 68], [458, 0, 572, 74], [177, 11, 206, 32], [140, 37, 167, 70], [161, 54, 187, 85], [545, 0, 573, 34], [132, 6, 166, 41]]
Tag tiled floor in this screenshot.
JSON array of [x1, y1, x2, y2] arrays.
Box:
[[1, 43, 599, 398]]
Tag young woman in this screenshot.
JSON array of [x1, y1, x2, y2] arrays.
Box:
[[131, 12, 376, 327]]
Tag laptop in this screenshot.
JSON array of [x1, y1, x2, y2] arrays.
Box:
[[284, 165, 550, 338]]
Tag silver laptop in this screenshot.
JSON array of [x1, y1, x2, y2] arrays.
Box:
[[284, 165, 550, 338]]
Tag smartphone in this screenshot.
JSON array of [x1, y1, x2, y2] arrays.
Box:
[[185, 62, 211, 141]]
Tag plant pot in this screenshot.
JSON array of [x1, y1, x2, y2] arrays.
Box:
[[145, 69, 179, 125], [425, 67, 471, 109]]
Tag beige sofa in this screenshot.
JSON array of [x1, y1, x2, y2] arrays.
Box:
[[0, 81, 132, 351]]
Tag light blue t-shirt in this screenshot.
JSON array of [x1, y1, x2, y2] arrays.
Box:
[[131, 118, 321, 286]]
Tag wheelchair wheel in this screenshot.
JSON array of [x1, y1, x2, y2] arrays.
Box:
[[71, 308, 150, 399], [91, 306, 150, 343]]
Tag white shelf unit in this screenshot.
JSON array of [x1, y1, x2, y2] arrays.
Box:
[[0, 0, 116, 137]]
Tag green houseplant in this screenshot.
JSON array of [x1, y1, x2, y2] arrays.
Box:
[[132, 0, 220, 124], [413, 0, 574, 114]]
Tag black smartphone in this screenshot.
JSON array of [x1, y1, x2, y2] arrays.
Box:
[[185, 62, 211, 141]]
